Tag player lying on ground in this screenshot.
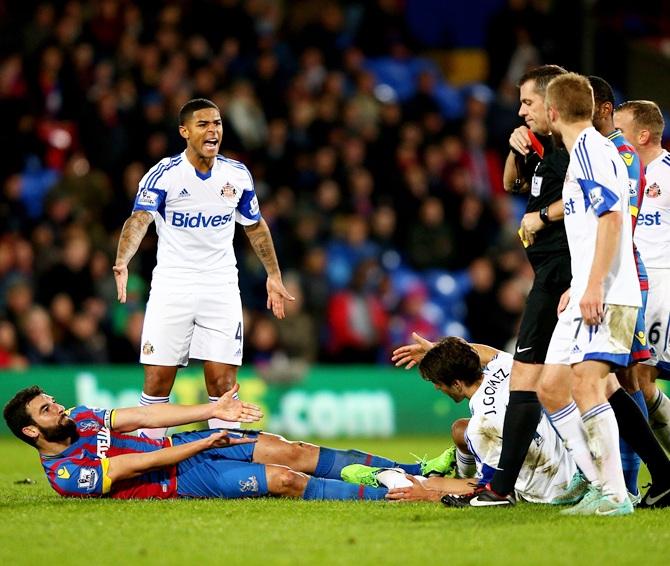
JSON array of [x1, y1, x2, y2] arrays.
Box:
[[343, 336, 579, 505], [378, 333, 670, 509], [3, 384, 454, 501]]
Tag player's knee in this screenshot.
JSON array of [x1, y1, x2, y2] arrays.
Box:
[[451, 418, 469, 452], [265, 465, 308, 497]]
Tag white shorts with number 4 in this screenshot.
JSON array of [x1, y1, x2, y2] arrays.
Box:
[[139, 281, 243, 367], [544, 302, 637, 367], [642, 268, 670, 372]]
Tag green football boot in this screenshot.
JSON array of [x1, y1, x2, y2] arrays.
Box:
[[341, 464, 383, 487], [418, 446, 457, 477]]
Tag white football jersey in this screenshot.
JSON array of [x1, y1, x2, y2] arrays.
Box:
[[635, 150, 670, 269], [133, 152, 261, 287], [562, 127, 641, 307], [466, 352, 576, 503]]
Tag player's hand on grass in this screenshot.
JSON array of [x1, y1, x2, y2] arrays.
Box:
[[266, 275, 295, 320], [385, 475, 439, 502], [205, 430, 256, 448], [519, 211, 544, 246], [112, 263, 129, 303], [509, 125, 531, 156], [580, 282, 604, 326], [557, 287, 571, 316], [391, 332, 436, 369], [214, 384, 263, 423]]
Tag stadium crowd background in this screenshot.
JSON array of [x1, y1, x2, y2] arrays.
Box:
[[0, 0, 669, 377]]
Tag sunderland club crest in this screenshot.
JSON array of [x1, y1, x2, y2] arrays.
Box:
[[221, 183, 237, 198]]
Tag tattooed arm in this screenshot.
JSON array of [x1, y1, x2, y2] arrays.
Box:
[[244, 218, 294, 319], [113, 211, 154, 303]]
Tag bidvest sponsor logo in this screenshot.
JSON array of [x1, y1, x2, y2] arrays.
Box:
[[171, 211, 233, 228]]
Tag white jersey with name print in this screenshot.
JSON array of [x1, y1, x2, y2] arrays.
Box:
[[133, 152, 261, 287], [465, 352, 576, 503], [562, 127, 641, 307], [635, 149, 670, 269]]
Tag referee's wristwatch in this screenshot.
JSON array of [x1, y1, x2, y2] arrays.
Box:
[[539, 206, 550, 225]]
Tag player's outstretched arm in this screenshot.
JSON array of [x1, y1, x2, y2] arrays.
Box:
[[113, 210, 154, 303], [112, 385, 263, 433], [385, 475, 477, 502], [391, 332, 436, 369], [105, 431, 255, 484], [244, 218, 295, 319]]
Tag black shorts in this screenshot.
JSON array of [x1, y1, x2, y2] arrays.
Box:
[[514, 255, 571, 364]]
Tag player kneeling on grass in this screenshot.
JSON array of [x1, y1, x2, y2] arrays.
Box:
[[3, 384, 454, 501], [342, 336, 581, 506]]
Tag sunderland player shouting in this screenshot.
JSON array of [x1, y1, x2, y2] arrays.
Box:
[[113, 99, 293, 438]]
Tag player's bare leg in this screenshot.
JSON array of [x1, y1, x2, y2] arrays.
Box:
[[204, 361, 239, 428], [265, 465, 310, 497], [138, 364, 178, 439]]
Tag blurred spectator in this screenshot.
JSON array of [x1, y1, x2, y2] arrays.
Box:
[[0, 320, 29, 369], [326, 258, 389, 363], [19, 305, 71, 364]]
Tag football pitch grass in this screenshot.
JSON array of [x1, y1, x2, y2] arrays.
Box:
[[2, 436, 669, 566]]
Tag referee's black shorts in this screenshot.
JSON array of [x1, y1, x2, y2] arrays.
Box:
[[514, 254, 571, 364]]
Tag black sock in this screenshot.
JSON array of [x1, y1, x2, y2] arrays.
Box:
[[490, 390, 542, 495], [609, 388, 670, 482]]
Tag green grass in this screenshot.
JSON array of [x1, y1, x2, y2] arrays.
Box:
[[1, 436, 669, 566]]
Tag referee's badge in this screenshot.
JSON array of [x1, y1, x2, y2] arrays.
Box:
[[531, 175, 543, 197]]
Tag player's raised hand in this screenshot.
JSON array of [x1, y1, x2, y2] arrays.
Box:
[[391, 332, 436, 369], [112, 263, 128, 303], [266, 275, 295, 320], [579, 282, 604, 326], [206, 430, 257, 448], [509, 125, 532, 155], [214, 384, 263, 423], [385, 475, 437, 502]]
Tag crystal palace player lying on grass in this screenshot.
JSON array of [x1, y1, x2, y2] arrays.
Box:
[[2, 384, 454, 501]]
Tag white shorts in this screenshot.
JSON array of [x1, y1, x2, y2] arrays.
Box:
[[140, 281, 243, 366], [642, 268, 670, 371], [544, 303, 637, 367]]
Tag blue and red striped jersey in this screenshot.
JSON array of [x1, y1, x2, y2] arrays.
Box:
[[40, 406, 177, 499], [608, 129, 648, 291]]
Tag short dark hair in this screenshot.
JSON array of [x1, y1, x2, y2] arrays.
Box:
[[418, 337, 482, 387], [588, 76, 615, 106], [178, 98, 219, 125], [3, 385, 44, 446], [518, 64, 568, 95]]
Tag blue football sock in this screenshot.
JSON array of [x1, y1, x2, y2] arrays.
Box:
[[314, 448, 421, 479], [618, 390, 648, 496], [302, 477, 388, 500]]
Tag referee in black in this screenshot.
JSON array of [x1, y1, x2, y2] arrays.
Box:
[[446, 64, 570, 506]]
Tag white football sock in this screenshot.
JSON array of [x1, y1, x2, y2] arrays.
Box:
[[582, 403, 627, 503], [208, 393, 240, 429], [137, 392, 169, 439], [376, 469, 414, 489], [547, 402, 599, 484], [647, 388, 670, 452], [456, 448, 476, 478]]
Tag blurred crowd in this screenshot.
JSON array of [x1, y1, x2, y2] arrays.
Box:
[[0, 0, 667, 375]]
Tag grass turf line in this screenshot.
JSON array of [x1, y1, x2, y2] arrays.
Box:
[[1, 436, 669, 566]]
